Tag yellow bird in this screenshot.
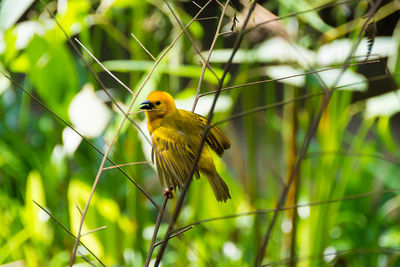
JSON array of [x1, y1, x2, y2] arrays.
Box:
[[140, 91, 231, 202]]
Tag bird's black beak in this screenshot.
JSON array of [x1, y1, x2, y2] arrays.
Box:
[[140, 100, 154, 110]]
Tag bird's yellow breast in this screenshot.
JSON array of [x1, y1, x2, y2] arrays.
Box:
[[151, 110, 202, 146]]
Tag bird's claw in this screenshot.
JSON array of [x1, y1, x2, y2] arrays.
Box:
[[164, 185, 174, 199]]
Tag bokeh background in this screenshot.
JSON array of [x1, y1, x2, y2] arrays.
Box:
[[0, 0, 400, 266]]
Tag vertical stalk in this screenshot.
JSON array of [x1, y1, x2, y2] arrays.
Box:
[[284, 86, 299, 267], [144, 193, 170, 267], [154, 1, 259, 265], [253, 1, 383, 264]]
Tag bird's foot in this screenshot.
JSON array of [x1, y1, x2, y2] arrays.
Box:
[[163, 185, 174, 199]]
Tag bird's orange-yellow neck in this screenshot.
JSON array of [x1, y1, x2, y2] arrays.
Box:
[[144, 106, 178, 134], [140, 91, 179, 133]]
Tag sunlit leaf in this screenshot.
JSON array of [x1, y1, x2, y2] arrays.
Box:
[[24, 170, 52, 243], [365, 89, 400, 118], [25, 35, 78, 115], [68, 179, 104, 258], [379, 227, 400, 247], [0, 0, 35, 30]]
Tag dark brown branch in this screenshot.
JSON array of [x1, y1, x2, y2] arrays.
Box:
[[163, 0, 220, 82], [69, 1, 212, 264], [254, 0, 384, 265], [154, 0, 259, 265], [200, 60, 380, 97], [214, 71, 400, 126], [144, 192, 170, 267], [153, 226, 195, 247], [216, 91, 328, 125], [172, 188, 400, 234]]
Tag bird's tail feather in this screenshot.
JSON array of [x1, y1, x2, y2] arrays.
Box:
[[205, 173, 231, 202]]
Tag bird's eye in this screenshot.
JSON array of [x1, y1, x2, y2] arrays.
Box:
[[155, 101, 161, 105]]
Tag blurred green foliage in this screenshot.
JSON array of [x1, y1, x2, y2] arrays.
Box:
[[0, 0, 400, 266]]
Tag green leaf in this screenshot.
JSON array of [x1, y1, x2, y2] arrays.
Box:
[[25, 35, 78, 115], [25, 170, 52, 243]]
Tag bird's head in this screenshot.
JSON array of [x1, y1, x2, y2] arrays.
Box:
[[140, 91, 177, 123]]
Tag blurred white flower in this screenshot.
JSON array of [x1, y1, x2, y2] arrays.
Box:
[[265, 65, 305, 87], [175, 94, 232, 116], [223, 242, 242, 260], [68, 84, 111, 138], [365, 90, 400, 118], [14, 21, 45, 49], [323, 246, 337, 262], [317, 37, 396, 66], [62, 127, 82, 155]]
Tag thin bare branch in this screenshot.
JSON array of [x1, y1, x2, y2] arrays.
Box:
[[32, 200, 105, 267], [218, 31, 234, 36], [154, 226, 195, 247], [254, 0, 384, 265], [38, 0, 151, 146], [213, 69, 399, 129], [78, 253, 97, 267], [192, 0, 230, 112], [215, 90, 328, 125], [103, 161, 151, 170], [70, 132, 118, 265], [192, 1, 202, 9], [76, 204, 83, 215], [195, 16, 218, 21], [75, 38, 134, 95], [81, 226, 108, 237], [163, 0, 220, 82], [70, 1, 215, 264], [191, 61, 208, 112], [173, 188, 400, 234], [145, 191, 171, 267], [200, 59, 380, 97], [215, 0, 224, 8], [131, 33, 157, 61], [1, 71, 157, 209], [155, 0, 258, 265]]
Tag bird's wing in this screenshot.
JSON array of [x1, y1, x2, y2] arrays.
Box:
[[187, 112, 231, 156], [151, 128, 200, 190]]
